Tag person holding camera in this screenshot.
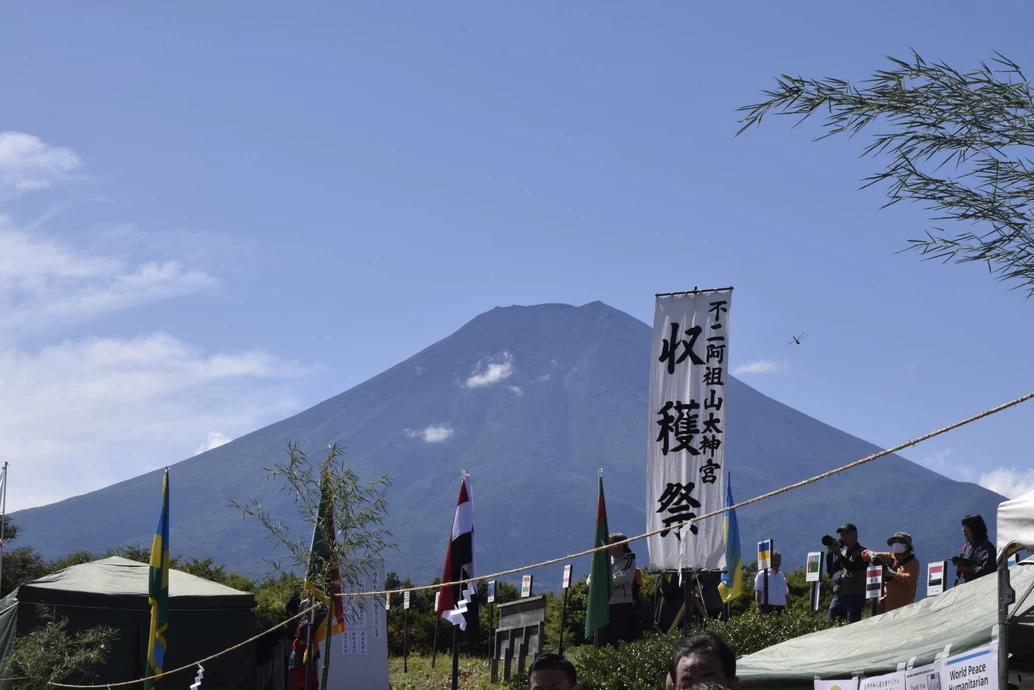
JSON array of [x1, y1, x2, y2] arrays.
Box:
[[862, 532, 920, 612], [824, 523, 867, 623]]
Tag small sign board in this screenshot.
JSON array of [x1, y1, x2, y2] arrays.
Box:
[[860, 672, 904, 690], [806, 551, 822, 583], [927, 561, 947, 597], [939, 644, 996, 690], [487, 580, 496, 603], [562, 564, 572, 590], [384, 593, 391, 611], [521, 575, 533, 598], [403, 591, 411, 610], [434, 592, 440, 613], [758, 540, 772, 571], [905, 663, 942, 690], [866, 564, 882, 600]]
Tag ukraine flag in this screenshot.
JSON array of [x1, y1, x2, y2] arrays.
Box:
[[145, 470, 170, 690], [717, 477, 742, 603]]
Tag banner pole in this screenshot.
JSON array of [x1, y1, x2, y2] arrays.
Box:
[[431, 613, 439, 668], [451, 623, 459, 690], [403, 608, 409, 673], [558, 586, 569, 656], [655, 286, 734, 297]]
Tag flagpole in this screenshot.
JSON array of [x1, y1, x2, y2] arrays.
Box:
[[451, 624, 459, 690], [0, 462, 7, 592]]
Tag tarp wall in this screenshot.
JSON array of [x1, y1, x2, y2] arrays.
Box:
[[738, 562, 1034, 690]]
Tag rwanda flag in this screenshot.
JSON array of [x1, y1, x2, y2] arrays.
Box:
[[716, 477, 742, 603], [145, 470, 170, 690]]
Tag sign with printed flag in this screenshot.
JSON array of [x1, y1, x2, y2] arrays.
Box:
[[758, 540, 772, 571], [487, 581, 496, 603], [806, 552, 822, 582], [403, 591, 411, 610], [866, 564, 882, 600], [521, 575, 533, 598], [646, 289, 732, 571], [385, 593, 391, 611], [562, 565, 572, 590], [144, 470, 170, 690], [927, 561, 947, 597]]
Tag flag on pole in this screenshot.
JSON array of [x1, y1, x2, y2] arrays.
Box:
[[144, 470, 170, 690], [436, 475, 479, 639], [757, 540, 772, 571], [304, 471, 345, 649], [716, 478, 742, 603], [585, 471, 613, 637]]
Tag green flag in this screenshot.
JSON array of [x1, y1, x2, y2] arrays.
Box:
[[585, 472, 613, 637], [145, 470, 169, 690]]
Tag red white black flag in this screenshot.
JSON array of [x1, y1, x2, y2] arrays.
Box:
[[436, 475, 479, 637]]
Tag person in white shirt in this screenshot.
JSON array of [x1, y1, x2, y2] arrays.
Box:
[[754, 551, 790, 614]]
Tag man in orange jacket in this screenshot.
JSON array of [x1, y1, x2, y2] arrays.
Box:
[[862, 532, 920, 612]]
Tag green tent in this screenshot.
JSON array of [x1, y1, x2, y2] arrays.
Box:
[[0, 557, 255, 690], [739, 561, 1034, 690]]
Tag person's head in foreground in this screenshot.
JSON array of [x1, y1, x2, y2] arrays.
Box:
[[530, 653, 580, 690], [670, 633, 739, 690]]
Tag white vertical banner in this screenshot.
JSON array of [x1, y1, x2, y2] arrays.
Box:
[[328, 559, 389, 689], [647, 289, 731, 571]]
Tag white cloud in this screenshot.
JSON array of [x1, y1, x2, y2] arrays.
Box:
[[535, 373, 551, 382], [464, 352, 514, 389], [0, 134, 304, 510], [195, 431, 232, 455], [508, 385, 523, 396], [978, 466, 1034, 499], [733, 360, 789, 375], [405, 424, 455, 443], [0, 217, 216, 338], [921, 448, 953, 472], [0, 334, 304, 509], [0, 132, 81, 198]]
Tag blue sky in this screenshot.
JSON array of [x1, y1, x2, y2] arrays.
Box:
[[1, 2, 1032, 510]]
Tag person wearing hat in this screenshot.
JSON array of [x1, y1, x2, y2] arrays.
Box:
[[825, 523, 867, 623], [862, 532, 920, 612]]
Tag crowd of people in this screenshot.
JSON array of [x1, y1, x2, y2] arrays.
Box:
[[750, 513, 997, 623], [529, 632, 739, 690]]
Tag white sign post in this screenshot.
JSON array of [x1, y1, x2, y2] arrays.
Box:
[[647, 289, 732, 572], [521, 575, 533, 598], [928, 561, 948, 597], [562, 564, 572, 590], [866, 564, 882, 616], [806, 551, 822, 612], [327, 558, 389, 690]]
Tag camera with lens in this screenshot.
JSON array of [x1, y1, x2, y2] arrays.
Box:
[[821, 534, 842, 549]]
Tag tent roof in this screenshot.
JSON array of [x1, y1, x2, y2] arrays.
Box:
[[15, 557, 254, 610], [738, 561, 1034, 690], [999, 489, 1034, 559]]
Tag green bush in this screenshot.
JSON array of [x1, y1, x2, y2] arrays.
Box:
[[704, 607, 840, 657]]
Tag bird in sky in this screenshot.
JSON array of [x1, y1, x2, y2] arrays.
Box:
[[787, 332, 808, 346]]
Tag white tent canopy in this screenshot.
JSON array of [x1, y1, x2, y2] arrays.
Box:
[[999, 488, 1034, 559]]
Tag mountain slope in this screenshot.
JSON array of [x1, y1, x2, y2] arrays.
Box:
[[12, 302, 1002, 589]]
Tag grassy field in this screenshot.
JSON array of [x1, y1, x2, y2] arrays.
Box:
[[388, 653, 493, 690]]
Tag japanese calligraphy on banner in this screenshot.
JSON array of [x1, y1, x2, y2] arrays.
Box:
[[647, 290, 731, 570], [860, 671, 905, 690], [328, 559, 388, 690]]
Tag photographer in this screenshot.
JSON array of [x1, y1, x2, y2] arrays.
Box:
[[862, 532, 920, 612], [824, 523, 867, 623]]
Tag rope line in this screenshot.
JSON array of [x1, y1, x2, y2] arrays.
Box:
[[47, 390, 1034, 688], [338, 390, 1034, 598]]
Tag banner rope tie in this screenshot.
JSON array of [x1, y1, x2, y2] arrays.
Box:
[[47, 390, 1034, 688]]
